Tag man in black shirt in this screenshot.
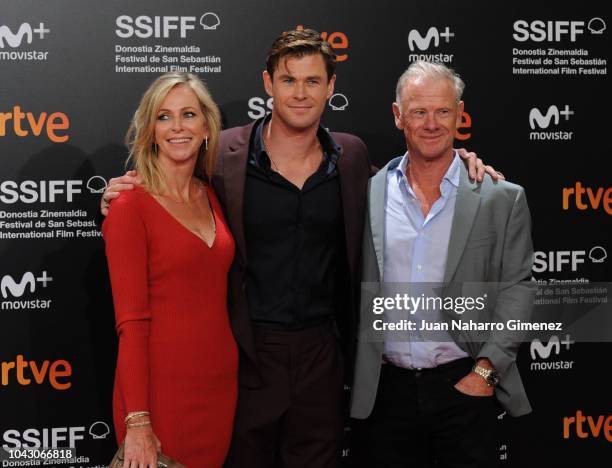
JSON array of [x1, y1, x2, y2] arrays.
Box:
[[212, 31, 371, 466]]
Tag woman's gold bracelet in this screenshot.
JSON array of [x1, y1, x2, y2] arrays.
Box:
[[124, 411, 150, 424], [127, 420, 152, 429]]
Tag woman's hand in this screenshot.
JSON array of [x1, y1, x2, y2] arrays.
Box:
[[123, 422, 161, 468]]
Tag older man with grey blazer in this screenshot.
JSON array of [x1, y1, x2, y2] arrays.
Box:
[[350, 61, 536, 467]]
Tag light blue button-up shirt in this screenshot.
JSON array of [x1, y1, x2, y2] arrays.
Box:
[[383, 151, 468, 369]]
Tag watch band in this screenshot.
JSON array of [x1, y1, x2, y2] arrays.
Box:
[[472, 364, 499, 386]]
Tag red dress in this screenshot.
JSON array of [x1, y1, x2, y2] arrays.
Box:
[[103, 184, 237, 468]]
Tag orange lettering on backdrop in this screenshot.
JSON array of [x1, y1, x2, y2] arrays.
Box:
[[563, 411, 612, 442], [1, 361, 16, 385], [13, 106, 28, 136], [455, 110, 472, 140], [0, 106, 70, 143], [563, 415, 575, 438], [46, 112, 70, 143], [561, 182, 612, 215], [0, 355, 72, 390], [49, 360, 72, 390], [585, 187, 604, 209], [296, 26, 349, 62], [29, 359, 50, 385], [562, 187, 574, 210], [0, 111, 13, 136], [15, 355, 31, 385], [586, 415, 605, 438], [321, 31, 349, 61], [26, 111, 48, 136]]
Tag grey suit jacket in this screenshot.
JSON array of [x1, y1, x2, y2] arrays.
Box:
[[350, 156, 536, 418]]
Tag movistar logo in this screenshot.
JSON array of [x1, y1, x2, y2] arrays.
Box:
[[530, 334, 574, 360], [1, 271, 53, 299], [407, 26, 454, 51], [0, 23, 50, 48], [529, 105, 574, 130]]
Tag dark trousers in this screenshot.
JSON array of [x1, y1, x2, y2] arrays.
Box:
[[224, 322, 344, 468], [351, 358, 500, 468]]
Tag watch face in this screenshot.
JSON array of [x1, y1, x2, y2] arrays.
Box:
[[488, 372, 500, 386]]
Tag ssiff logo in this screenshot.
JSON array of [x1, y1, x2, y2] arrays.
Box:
[[529, 334, 574, 371], [0, 180, 82, 204], [528, 105, 573, 141], [407, 26, 455, 63], [1, 421, 112, 449], [533, 246, 607, 273], [116, 13, 220, 39], [513, 18, 606, 42], [329, 94, 348, 111]]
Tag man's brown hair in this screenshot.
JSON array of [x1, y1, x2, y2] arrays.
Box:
[[266, 28, 336, 81]]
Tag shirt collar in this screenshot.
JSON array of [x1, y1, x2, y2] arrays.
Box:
[[249, 114, 340, 171], [395, 150, 461, 195]]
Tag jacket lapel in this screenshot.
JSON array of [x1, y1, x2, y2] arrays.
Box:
[[370, 158, 401, 280], [443, 164, 481, 283], [223, 125, 252, 265], [337, 142, 357, 277]]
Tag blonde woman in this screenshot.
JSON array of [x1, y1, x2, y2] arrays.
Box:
[[103, 72, 237, 467]]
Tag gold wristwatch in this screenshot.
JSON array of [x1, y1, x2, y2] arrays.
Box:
[[472, 364, 500, 387]]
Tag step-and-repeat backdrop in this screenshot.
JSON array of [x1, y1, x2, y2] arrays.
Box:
[[1, 1, 610, 466]]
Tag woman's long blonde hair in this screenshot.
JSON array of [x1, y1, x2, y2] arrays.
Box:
[[125, 72, 221, 193]]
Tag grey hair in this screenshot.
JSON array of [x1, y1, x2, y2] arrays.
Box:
[[395, 61, 465, 103]]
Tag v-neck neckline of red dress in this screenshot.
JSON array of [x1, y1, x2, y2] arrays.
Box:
[[143, 185, 217, 249]]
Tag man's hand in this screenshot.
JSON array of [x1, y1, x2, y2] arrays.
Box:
[[456, 148, 505, 183], [101, 170, 141, 216], [454, 358, 495, 397]]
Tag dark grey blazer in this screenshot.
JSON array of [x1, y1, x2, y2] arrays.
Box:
[[350, 157, 536, 418]]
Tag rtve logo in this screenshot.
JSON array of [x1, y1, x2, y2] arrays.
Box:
[[0, 106, 69, 142], [528, 105, 573, 141], [0, 22, 50, 48], [295, 26, 349, 62], [407, 26, 455, 63], [533, 246, 606, 273], [115, 13, 221, 39], [1, 355, 72, 390], [563, 411, 612, 442], [562, 183, 612, 215], [455, 110, 472, 141], [1, 271, 52, 299]]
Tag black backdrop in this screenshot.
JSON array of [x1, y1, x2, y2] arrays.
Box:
[[1, 1, 610, 466]]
